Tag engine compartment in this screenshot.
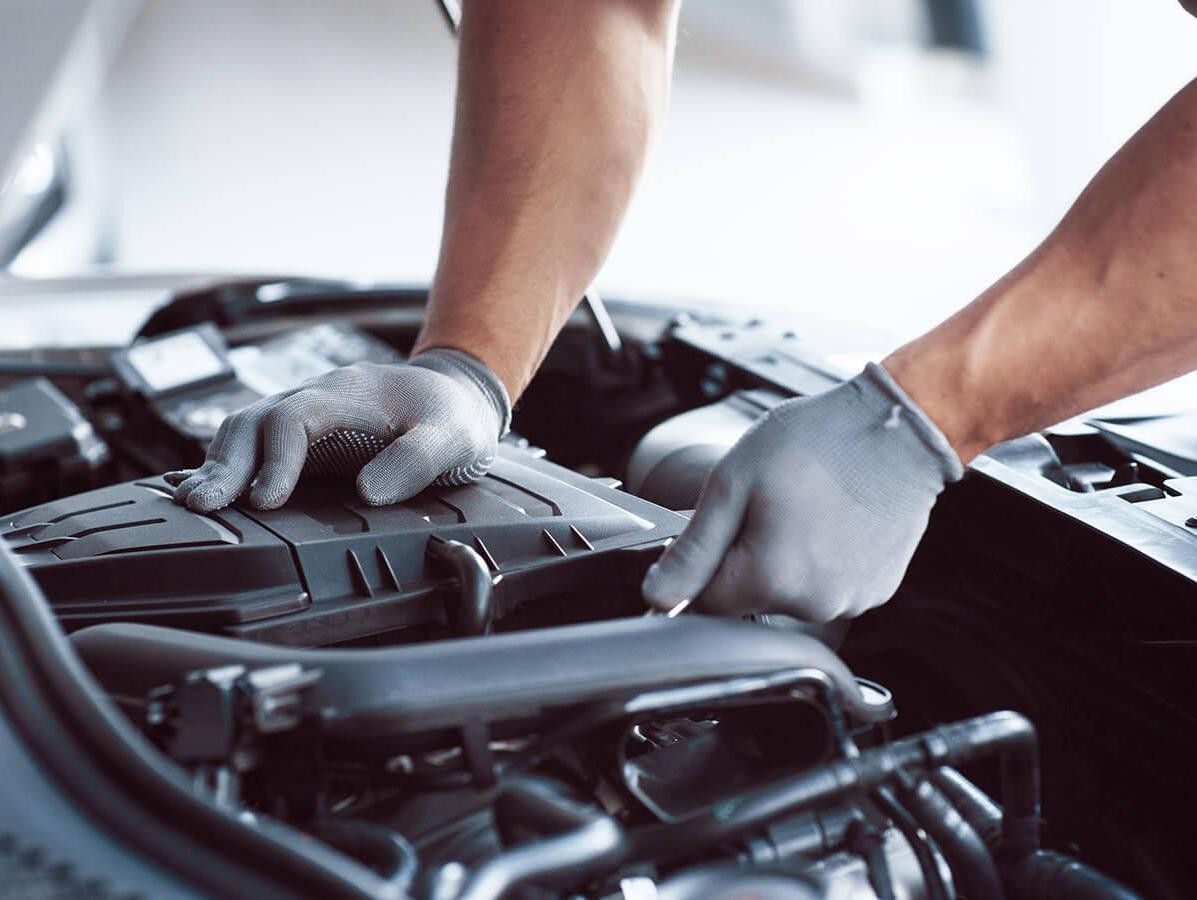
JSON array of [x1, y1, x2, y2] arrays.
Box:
[[0, 279, 1188, 898]]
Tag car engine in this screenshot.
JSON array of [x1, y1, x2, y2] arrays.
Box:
[[0, 279, 1183, 898]]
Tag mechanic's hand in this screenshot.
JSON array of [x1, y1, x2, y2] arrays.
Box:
[[642, 363, 963, 622], [165, 349, 510, 512]]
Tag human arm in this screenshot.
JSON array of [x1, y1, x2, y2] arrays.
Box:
[[886, 76, 1197, 463], [170, 0, 679, 512], [414, 0, 681, 398], [645, 76, 1197, 621]]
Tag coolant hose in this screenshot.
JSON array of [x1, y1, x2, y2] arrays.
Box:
[[931, 768, 1142, 900], [898, 775, 1004, 900]]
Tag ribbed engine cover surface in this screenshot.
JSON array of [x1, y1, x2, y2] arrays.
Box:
[[2, 446, 686, 645]]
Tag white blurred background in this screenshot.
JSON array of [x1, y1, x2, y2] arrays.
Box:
[[2, 1, 1196, 358]]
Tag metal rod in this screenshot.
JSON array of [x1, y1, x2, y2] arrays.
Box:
[[582, 288, 623, 357], [436, 0, 461, 34]]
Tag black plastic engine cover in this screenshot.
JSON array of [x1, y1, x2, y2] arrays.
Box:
[[2, 446, 685, 645]]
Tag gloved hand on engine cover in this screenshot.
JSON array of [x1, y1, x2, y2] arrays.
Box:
[[642, 363, 964, 622], [165, 349, 511, 512]]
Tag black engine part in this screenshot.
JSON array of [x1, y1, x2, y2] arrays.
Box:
[[0, 377, 110, 512], [3, 444, 686, 644], [69, 615, 890, 757]]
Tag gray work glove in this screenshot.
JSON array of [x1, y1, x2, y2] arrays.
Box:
[[165, 349, 510, 512], [642, 363, 964, 622]]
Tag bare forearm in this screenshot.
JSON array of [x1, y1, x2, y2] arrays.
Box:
[[887, 77, 1197, 462], [413, 0, 679, 399]]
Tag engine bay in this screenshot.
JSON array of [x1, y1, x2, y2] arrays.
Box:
[[2, 279, 1193, 898]]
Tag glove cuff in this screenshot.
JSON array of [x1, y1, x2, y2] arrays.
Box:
[[409, 348, 513, 437], [860, 362, 965, 484]]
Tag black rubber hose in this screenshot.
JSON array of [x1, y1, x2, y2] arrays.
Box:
[[995, 726, 1041, 858], [448, 776, 629, 899], [1004, 851, 1143, 900], [456, 816, 627, 900], [898, 775, 1004, 900], [311, 822, 419, 891], [871, 785, 950, 900], [930, 768, 1142, 900], [624, 711, 1039, 865], [493, 776, 600, 847], [931, 767, 1003, 850]]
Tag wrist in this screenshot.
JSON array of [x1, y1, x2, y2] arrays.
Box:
[[881, 344, 997, 465], [412, 331, 526, 401], [859, 362, 964, 484]]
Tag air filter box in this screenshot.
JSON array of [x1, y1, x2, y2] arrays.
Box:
[[2, 446, 684, 646]]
